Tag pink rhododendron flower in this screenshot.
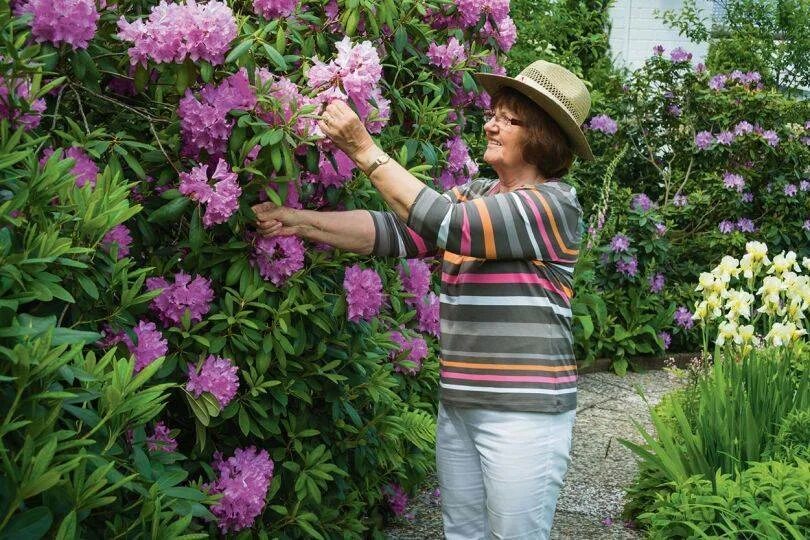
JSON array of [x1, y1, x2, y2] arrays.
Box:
[[427, 37, 467, 71], [187, 355, 239, 408], [256, 70, 319, 138], [439, 136, 478, 190], [722, 172, 745, 192], [616, 257, 638, 277], [648, 273, 665, 293], [146, 421, 178, 453], [146, 272, 214, 326], [0, 76, 46, 130], [733, 121, 753, 136], [40, 147, 99, 188], [18, 0, 99, 49], [480, 16, 517, 52], [253, 0, 298, 19], [124, 320, 168, 372], [694, 131, 713, 150], [390, 331, 428, 375], [252, 235, 306, 286], [761, 130, 779, 147], [715, 131, 734, 145], [102, 224, 133, 259], [97, 324, 127, 349], [179, 159, 242, 227], [344, 264, 383, 322], [631, 193, 655, 212], [206, 447, 274, 532], [669, 47, 691, 63], [416, 292, 440, 337], [609, 234, 630, 253], [674, 307, 694, 329], [117, 0, 237, 66], [399, 259, 432, 302], [718, 220, 736, 234], [587, 114, 617, 135], [455, 0, 510, 27], [383, 483, 409, 516], [736, 217, 756, 232]]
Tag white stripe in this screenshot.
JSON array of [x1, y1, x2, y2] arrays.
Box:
[[437, 206, 452, 248], [550, 262, 574, 275], [441, 382, 577, 395], [511, 192, 542, 259], [395, 233, 407, 257], [440, 294, 572, 317]]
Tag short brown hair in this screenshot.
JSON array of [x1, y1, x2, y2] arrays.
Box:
[[490, 88, 574, 179]]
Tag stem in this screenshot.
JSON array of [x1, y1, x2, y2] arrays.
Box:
[[70, 86, 90, 133]]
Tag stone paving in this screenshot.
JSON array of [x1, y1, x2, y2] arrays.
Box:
[[385, 369, 681, 540]]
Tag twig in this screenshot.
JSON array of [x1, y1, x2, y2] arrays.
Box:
[[71, 85, 90, 133], [149, 122, 179, 174], [71, 82, 170, 124]]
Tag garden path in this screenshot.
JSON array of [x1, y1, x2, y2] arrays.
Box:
[[384, 368, 681, 539]]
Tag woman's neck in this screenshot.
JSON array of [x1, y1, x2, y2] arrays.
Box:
[[495, 165, 546, 191]]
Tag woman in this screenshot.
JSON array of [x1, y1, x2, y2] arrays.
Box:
[[254, 60, 593, 539]]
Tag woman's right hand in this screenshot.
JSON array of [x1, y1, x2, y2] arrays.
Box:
[[252, 202, 302, 237]]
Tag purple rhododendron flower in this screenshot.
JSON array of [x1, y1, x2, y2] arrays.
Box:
[[708, 75, 727, 90], [694, 131, 713, 150], [655, 222, 667, 236], [799, 180, 809, 192], [19, 0, 99, 50], [667, 104, 682, 117], [587, 114, 618, 135], [631, 193, 655, 212], [416, 292, 440, 337], [652, 44, 664, 56], [609, 234, 630, 253], [252, 0, 298, 19], [695, 63, 706, 73], [383, 483, 409, 516], [722, 172, 745, 192], [669, 47, 691, 62], [146, 421, 177, 453], [784, 184, 798, 197], [390, 331, 428, 375], [649, 273, 665, 293], [616, 257, 638, 277], [125, 320, 168, 373], [117, 0, 237, 66], [658, 331, 671, 350], [718, 220, 736, 234], [737, 217, 756, 232], [715, 131, 734, 145], [187, 355, 239, 407], [206, 447, 274, 532], [41, 147, 98, 188], [803, 219, 810, 231], [102, 224, 133, 259], [480, 16, 517, 52], [179, 159, 242, 227], [761, 130, 779, 147], [0, 75, 46, 130], [427, 37, 467, 71], [252, 235, 306, 286], [733, 121, 753, 136], [399, 259, 432, 302], [439, 135, 478, 190], [455, 0, 511, 28], [344, 264, 384, 322], [741, 192, 754, 203], [146, 272, 214, 327], [673, 194, 688, 207], [674, 306, 694, 329]]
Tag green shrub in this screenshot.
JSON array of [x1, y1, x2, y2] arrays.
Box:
[[642, 460, 810, 538], [769, 410, 810, 463]]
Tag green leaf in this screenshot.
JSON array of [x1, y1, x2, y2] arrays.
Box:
[[52, 328, 101, 346], [76, 274, 99, 299], [262, 43, 287, 70], [226, 38, 255, 64], [147, 197, 190, 224], [238, 407, 251, 436], [185, 391, 210, 427], [0, 507, 52, 540]]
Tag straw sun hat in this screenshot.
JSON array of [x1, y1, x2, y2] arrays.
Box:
[[474, 60, 594, 161]]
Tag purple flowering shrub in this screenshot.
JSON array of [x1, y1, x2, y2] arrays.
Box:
[[0, 0, 522, 536]]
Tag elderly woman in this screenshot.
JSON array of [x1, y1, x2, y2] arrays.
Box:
[[254, 60, 593, 539]]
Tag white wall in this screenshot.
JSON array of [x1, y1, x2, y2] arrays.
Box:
[[608, 0, 713, 70]]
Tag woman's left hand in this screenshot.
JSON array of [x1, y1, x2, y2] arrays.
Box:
[[318, 101, 376, 160]]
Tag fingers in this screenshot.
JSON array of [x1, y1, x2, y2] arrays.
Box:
[[256, 218, 283, 237], [251, 201, 278, 215]]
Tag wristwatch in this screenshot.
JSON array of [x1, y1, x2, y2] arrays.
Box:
[[364, 152, 391, 177]]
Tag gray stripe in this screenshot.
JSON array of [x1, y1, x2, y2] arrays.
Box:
[[441, 319, 569, 339], [541, 188, 578, 248], [494, 194, 523, 257]]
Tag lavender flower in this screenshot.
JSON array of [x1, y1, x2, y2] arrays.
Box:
[[649, 273, 665, 293], [800, 180, 810, 192], [586, 114, 618, 135], [733, 121, 753, 136], [694, 63, 706, 73], [102, 224, 133, 259], [672, 194, 688, 207], [740, 192, 754, 203], [631, 193, 655, 212], [784, 184, 798, 197], [416, 292, 440, 337], [125, 321, 168, 373], [669, 47, 691, 63], [708, 75, 727, 90], [609, 234, 630, 253], [715, 131, 734, 145], [206, 447, 274, 532], [674, 307, 694, 329], [761, 130, 779, 147], [344, 264, 384, 322], [146, 272, 214, 327], [187, 355, 239, 408], [146, 421, 178, 453], [658, 331, 671, 350], [655, 223, 667, 236], [616, 257, 638, 277], [652, 45, 664, 56], [722, 172, 745, 192], [252, 235, 306, 286], [383, 483, 409, 516], [737, 217, 756, 232], [399, 259, 432, 303], [694, 131, 713, 150], [804, 219, 810, 231], [667, 104, 682, 117], [718, 220, 736, 234]]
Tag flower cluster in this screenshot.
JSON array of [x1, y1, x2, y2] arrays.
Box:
[[344, 264, 384, 322], [694, 121, 779, 150], [19, 0, 99, 49], [438, 136, 479, 190], [692, 242, 810, 349], [721, 172, 745, 192], [41, 147, 98, 188], [252, 0, 298, 19], [631, 193, 656, 212], [427, 37, 467, 72], [0, 74, 46, 130], [416, 292, 440, 336], [252, 235, 306, 286], [206, 447, 274, 532], [146, 421, 178, 453], [383, 483, 409, 516], [187, 355, 240, 407], [399, 259, 432, 302], [708, 70, 763, 91], [146, 272, 214, 327], [125, 321, 168, 372], [117, 0, 237, 66], [102, 224, 133, 259], [668, 47, 692, 63], [179, 159, 242, 227], [649, 273, 665, 294], [586, 114, 618, 135], [390, 331, 428, 375], [255, 70, 318, 139], [178, 69, 257, 158], [717, 217, 757, 234]]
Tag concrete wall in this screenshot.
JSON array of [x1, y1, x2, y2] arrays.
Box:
[[608, 0, 715, 70]]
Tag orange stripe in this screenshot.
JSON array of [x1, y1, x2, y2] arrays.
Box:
[[534, 192, 578, 256], [530, 260, 573, 298], [444, 251, 482, 264], [451, 187, 468, 202], [441, 360, 577, 372], [471, 199, 496, 258]]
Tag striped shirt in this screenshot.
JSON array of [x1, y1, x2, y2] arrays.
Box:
[[369, 178, 582, 413]]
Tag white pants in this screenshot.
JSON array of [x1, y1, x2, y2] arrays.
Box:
[[436, 402, 576, 540]]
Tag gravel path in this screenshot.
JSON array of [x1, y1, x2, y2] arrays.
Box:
[[384, 369, 681, 539]]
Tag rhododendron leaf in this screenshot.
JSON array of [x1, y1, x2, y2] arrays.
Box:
[[1, 506, 52, 540], [260, 129, 284, 147], [225, 38, 254, 65], [344, 10, 359, 37], [199, 61, 213, 83], [275, 26, 286, 55], [200, 392, 221, 417], [185, 391, 210, 427], [238, 407, 250, 436], [262, 44, 286, 70], [270, 145, 283, 172]]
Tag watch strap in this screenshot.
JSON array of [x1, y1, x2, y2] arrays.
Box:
[[364, 152, 391, 177]]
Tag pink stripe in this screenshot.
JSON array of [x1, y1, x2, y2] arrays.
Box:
[[407, 227, 429, 256], [442, 371, 577, 384], [516, 191, 558, 260], [460, 204, 471, 255], [441, 271, 570, 300]]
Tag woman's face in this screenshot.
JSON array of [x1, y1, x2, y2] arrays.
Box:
[[483, 106, 527, 171]]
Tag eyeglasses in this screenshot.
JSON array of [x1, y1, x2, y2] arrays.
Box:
[[483, 110, 524, 129]]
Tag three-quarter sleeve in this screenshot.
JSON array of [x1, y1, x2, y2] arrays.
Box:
[[368, 209, 439, 258], [405, 183, 581, 262]]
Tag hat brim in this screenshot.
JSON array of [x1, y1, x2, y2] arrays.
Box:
[[474, 72, 594, 161]]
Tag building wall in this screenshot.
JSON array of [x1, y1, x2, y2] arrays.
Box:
[[608, 0, 714, 70]]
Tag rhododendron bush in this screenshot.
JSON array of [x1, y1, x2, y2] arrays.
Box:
[[0, 0, 515, 536]]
